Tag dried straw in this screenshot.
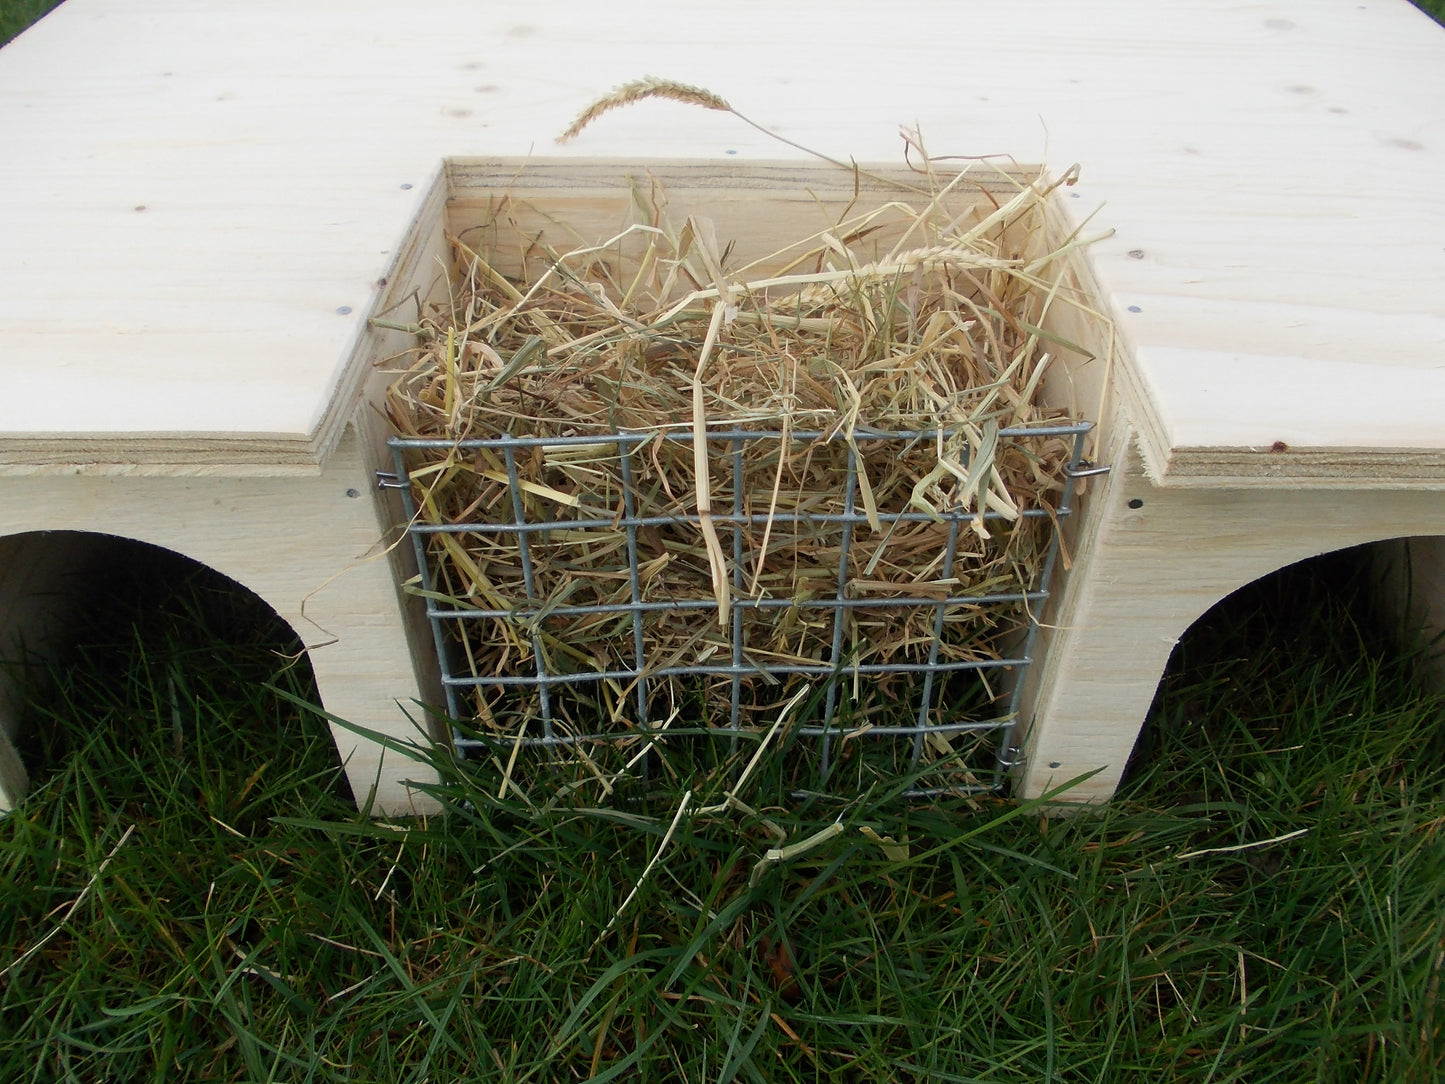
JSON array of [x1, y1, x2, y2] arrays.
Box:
[[385, 165, 1090, 770]]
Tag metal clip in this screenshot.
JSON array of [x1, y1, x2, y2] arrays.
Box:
[[1064, 460, 1112, 479], [997, 745, 1028, 770], [375, 471, 407, 490]]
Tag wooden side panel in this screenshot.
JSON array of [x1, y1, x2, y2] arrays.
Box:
[[0, 430, 438, 817], [347, 168, 456, 736], [445, 158, 1046, 281], [1016, 443, 1445, 805]]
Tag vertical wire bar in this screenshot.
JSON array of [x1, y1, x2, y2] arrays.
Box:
[[391, 443, 466, 729], [504, 439, 554, 743], [618, 439, 649, 731], [619, 438, 651, 783], [819, 442, 859, 775], [730, 437, 746, 753], [913, 516, 963, 768], [993, 426, 1091, 788]]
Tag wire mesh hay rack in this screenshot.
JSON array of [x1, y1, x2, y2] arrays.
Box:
[[382, 160, 1104, 800]]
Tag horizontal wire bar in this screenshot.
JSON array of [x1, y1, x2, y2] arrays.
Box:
[[901, 784, 998, 798], [427, 589, 1045, 620], [388, 422, 1092, 452], [453, 714, 1013, 750], [442, 656, 1028, 687], [794, 717, 1013, 738], [792, 783, 999, 801], [406, 505, 1069, 535]]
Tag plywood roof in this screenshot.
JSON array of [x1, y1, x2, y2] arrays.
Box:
[[0, 0, 1441, 482]]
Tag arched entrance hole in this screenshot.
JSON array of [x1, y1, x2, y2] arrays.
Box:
[[1121, 538, 1445, 801], [0, 530, 352, 814]]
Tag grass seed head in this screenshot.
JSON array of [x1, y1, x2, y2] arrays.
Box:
[[556, 76, 732, 144]]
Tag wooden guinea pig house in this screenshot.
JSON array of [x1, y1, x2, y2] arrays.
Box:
[[1, 0, 1443, 816], [0, 156, 1118, 814]]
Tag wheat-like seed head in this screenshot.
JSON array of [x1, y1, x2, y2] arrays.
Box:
[[556, 76, 732, 144]]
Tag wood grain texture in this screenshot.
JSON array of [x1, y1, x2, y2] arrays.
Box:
[[442, 158, 1049, 282], [0, 0, 1440, 481], [1015, 436, 1445, 803], [0, 429, 441, 816]]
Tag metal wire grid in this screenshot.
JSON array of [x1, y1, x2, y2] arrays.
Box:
[[385, 422, 1095, 796]]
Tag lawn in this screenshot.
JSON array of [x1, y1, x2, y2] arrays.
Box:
[[1, 2, 1444, 1081], [2, 539, 1443, 1081]]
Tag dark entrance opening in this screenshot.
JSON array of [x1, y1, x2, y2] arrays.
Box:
[[1123, 542, 1445, 800], [0, 531, 351, 816]]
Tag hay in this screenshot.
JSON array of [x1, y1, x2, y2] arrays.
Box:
[[384, 163, 1091, 783]]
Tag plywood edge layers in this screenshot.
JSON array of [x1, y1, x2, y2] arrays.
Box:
[[1088, 346, 1445, 491], [0, 438, 327, 477], [1147, 445, 1445, 490], [0, 165, 452, 478]]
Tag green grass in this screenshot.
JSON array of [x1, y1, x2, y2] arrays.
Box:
[[0, 0, 58, 47], [1, 550, 1443, 1082]]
